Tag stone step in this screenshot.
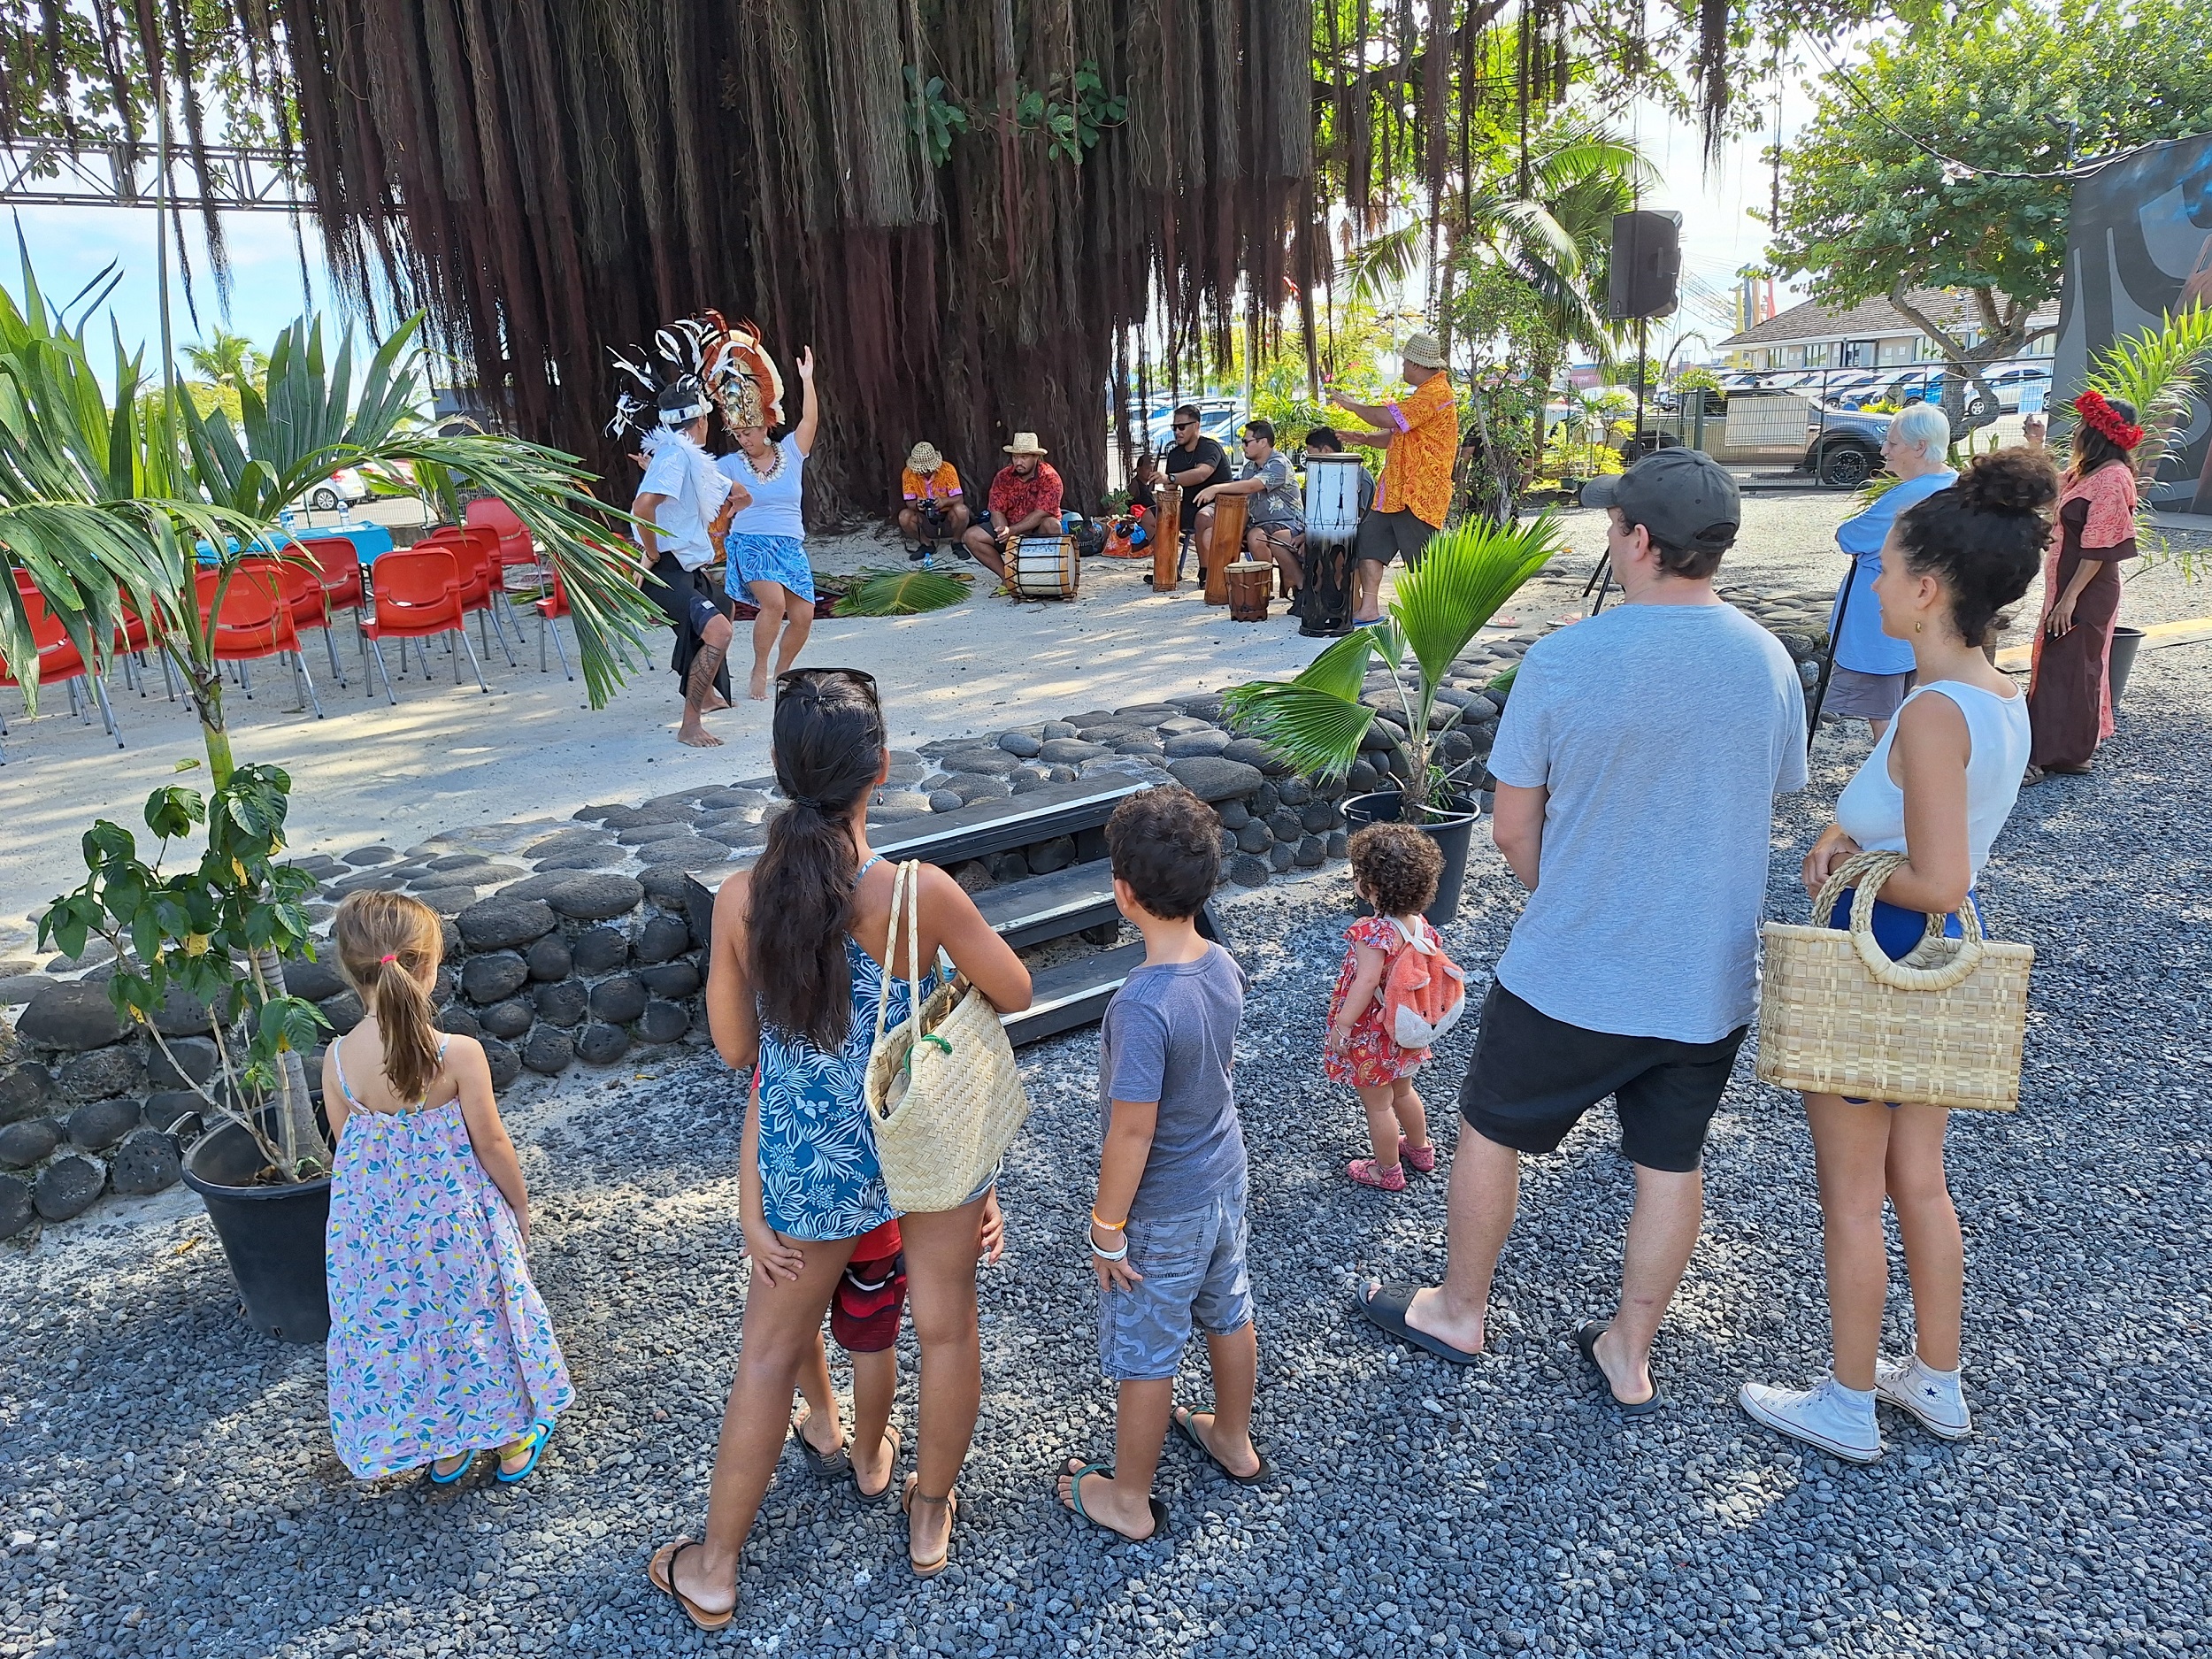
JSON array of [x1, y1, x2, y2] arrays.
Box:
[[1002, 940, 1148, 1047], [973, 862, 1119, 949]]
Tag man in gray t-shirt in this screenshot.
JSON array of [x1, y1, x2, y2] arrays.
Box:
[[1359, 448, 1806, 1412]]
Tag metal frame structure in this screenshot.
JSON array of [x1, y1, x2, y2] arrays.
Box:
[[0, 140, 310, 213]]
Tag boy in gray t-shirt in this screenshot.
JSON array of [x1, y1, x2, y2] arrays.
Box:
[[1058, 787, 1267, 1543]]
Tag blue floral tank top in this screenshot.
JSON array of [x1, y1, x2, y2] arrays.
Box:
[[755, 879, 939, 1240]]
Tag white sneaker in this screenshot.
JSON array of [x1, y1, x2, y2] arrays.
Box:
[[1875, 1353, 1972, 1440], [1739, 1375, 1884, 1463]]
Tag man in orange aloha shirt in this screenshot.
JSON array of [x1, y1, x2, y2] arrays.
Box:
[[896, 440, 972, 557], [1329, 332, 1460, 623]]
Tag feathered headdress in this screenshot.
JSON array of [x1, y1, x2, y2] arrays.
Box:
[[606, 310, 784, 447]]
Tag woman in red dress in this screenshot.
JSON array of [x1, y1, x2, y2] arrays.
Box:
[[2026, 392, 2141, 778]]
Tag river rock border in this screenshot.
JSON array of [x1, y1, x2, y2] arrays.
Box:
[[0, 588, 1838, 1239]]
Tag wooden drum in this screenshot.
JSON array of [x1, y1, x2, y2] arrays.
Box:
[[1152, 485, 1181, 592], [1225, 560, 1273, 622], [1012, 534, 1079, 600], [1203, 493, 1248, 606]]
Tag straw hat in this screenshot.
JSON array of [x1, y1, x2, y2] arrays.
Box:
[[1399, 332, 1448, 370], [1003, 432, 1049, 456], [906, 442, 943, 473]]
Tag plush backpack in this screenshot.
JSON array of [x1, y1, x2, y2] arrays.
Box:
[[1379, 915, 1468, 1048]]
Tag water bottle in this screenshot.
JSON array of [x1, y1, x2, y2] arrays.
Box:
[[337, 495, 354, 526], [279, 508, 296, 541]]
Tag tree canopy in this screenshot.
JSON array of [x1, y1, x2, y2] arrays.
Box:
[[1766, 0, 2212, 398]]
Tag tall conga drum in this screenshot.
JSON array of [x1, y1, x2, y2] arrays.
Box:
[[1203, 493, 1248, 606], [1225, 560, 1272, 622], [1152, 485, 1181, 593], [1301, 454, 1362, 636]]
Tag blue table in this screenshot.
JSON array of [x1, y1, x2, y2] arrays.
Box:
[[195, 523, 395, 565]]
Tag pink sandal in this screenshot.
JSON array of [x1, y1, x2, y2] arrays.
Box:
[[1347, 1158, 1408, 1192], [1399, 1139, 1436, 1174]]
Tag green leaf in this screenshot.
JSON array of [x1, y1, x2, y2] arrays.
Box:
[[1286, 626, 1380, 703], [1389, 516, 1561, 686], [833, 566, 973, 616], [1217, 684, 1376, 783]]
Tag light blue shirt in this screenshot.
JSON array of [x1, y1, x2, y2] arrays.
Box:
[[1830, 470, 1955, 675]]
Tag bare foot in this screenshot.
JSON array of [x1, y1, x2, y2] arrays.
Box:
[[701, 691, 730, 712], [853, 1425, 901, 1500], [677, 722, 724, 748], [794, 1404, 846, 1461], [1590, 1320, 1656, 1407], [1055, 1458, 1156, 1541], [1173, 1407, 1263, 1479], [902, 1475, 957, 1570], [668, 1542, 737, 1620], [748, 665, 770, 701], [1404, 1284, 1486, 1357]]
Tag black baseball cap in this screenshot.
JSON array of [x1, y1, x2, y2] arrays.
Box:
[[1580, 448, 1740, 552]]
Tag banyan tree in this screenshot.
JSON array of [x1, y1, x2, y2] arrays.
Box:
[[2, 0, 1883, 518]]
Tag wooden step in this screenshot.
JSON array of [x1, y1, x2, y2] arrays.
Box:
[[973, 861, 1120, 949], [1002, 940, 1149, 1047], [872, 777, 1150, 868]]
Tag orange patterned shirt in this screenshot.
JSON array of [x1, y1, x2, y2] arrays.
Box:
[[1374, 373, 1459, 527]]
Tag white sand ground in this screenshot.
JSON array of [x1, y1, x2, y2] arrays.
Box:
[[0, 490, 1879, 955]]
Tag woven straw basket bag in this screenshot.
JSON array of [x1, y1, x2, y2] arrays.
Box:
[[864, 860, 1032, 1212], [1756, 849, 2033, 1112]]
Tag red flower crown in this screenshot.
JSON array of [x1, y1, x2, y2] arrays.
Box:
[[2072, 389, 2143, 449]]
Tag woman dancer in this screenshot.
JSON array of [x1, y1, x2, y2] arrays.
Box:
[[2025, 392, 2141, 779], [1740, 449, 2055, 1463], [649, 669, 1031, 1630], [718, 347, 821, 700]]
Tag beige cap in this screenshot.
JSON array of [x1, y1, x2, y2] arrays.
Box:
[[906, 442, 943, 473], [1003, 432, 1049, 456], [1400, 332, 1448, 370]]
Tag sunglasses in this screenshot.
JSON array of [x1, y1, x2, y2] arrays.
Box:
[[774, 667, 879, 708], [1172, 420, 1196, 431]]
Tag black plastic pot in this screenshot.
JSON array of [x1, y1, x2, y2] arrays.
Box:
[[2108, 625, 2145, 706], [181, 1120, 333, 1343], [1341, 790, 1481, 926]]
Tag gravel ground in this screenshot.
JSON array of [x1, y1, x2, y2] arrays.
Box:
[[4, 560, 2209, 1659]]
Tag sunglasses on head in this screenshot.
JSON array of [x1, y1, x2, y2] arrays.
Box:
[[774, 667, 879, 708]]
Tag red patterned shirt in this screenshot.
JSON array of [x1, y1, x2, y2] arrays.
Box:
[[987, 463, 1064, 526]]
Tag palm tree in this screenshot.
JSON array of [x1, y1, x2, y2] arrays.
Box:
[[180, 329, 266, 389]]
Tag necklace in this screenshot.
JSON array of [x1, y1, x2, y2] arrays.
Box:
[[736, 442, 783, 484]]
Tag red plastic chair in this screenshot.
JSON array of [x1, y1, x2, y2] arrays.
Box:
[[196, 562, 324, 718], [2, 572, 124, 754], [299, 535, 369, 685], [534, 559, 574, 680], [416, 526, 517, 666], [267, 557, 354, 689], [357, 548, 486, 702], [465, 497, 536, 573]]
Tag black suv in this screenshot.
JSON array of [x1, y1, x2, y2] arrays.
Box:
[[1800, 405, 1893, 488]]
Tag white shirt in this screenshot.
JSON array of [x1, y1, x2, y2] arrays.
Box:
[[636, 430, 730, 571], [718, 436, 807, 541], [1834, 681, 2029, 878]]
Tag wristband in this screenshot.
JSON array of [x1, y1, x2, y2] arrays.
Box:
[[1089, 1228, 1129, 1263], [1090, 1208, 1125, 1233]]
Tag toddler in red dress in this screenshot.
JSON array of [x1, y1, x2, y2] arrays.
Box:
[[1325, 823, 1444, 1191]]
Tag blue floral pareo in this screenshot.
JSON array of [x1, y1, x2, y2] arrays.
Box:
[[755, 936, 939, 1240], [726, 534, 814, 603]]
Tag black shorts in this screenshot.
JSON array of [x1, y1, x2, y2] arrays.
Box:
[[1354, 507, 1438, 566], [1457, 981, 1747, 1173]]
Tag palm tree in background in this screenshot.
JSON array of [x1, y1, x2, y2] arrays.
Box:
[[180, 329, 266, 390]]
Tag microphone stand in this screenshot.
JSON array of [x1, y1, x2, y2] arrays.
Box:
[[1805, 552, 1855, 749]]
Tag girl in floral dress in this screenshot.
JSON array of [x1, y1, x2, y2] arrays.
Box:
[[1325, 823, 1444, 1192], [322, 891, 572, 1486]]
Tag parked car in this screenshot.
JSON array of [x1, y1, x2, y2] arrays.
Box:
[[1142, 398, 1240, 450], [291, 466, 369, 512], [1981, 363, 2053, 411], [1799, 404, 1902, 488], [1884, 368, 2001, 420]]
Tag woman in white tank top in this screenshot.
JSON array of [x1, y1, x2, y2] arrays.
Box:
[[1741, 449, 2058, 1465]]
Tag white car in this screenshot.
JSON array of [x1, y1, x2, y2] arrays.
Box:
[[293, 466, 370, 512], [1980, 363, 2053, 411]]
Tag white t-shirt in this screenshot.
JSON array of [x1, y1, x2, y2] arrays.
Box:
[[1834, 681, 2029, 877], [636, 432, 729, 571], [718, 435, 807, 541], [1486, 602, 1808, 1041]]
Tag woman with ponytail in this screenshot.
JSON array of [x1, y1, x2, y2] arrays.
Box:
[[2026, 391, 2143, 777], [652, 668, 1031, 1630], [1741, 449, 2055, 1464], [323, 891, 572, 1486]]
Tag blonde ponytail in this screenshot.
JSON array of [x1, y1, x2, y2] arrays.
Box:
[[331, 891, 447, 1102]]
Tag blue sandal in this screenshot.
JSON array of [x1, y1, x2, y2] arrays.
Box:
[[1059, 1458, 1167, 1542], [495, 1419, 556, 1484], [426, 1453, 473, 1486]]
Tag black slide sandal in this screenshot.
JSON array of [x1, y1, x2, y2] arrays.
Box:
[[1172, 1404, 1273, 1485], [1575, 1319, 1661, 1416], [790, 1410, 851, 1479], [1356, 1279, 1482, 1365]]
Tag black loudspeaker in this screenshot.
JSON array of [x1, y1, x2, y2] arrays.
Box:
[[1607, 210, 1682, 321]]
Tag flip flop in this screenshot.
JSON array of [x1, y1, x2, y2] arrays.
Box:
[[900, 1475, 959, 1577], [1059, 1458, 1168, 1543], [1171, 1405, 1272, 1486], [789, 1409, 850, 1480], [852, 1425, 901, 1504], [495, 1418, 556, 1484], [1574, 1320, 1661, 1416], [426, 1453, 473, 1486], [648, 1536, 734, 1632], [1355, 1279, 1482, 1366]]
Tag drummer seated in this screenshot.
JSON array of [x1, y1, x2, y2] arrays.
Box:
[[1194, 420, 1308, 604], [964, 431, 1064, 584], [897, 442, 972, 554]]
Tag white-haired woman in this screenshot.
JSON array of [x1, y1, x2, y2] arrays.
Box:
[[1824, 403, 1955, 739]]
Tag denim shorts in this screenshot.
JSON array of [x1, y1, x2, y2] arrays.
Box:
[[1097, 1182, 1255, 1383]]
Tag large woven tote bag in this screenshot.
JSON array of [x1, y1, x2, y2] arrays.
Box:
[[1756, 849, 2033, 1112], [864, 860, 1032, 1211]]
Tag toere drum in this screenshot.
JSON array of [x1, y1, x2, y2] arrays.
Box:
[[1302, 541, 1353, 636], [1152, 485, 1182, 592], [1225, 560, 1273, 622], [1203, 493, 1248, 606], [1303, 453, 1364, 542], [1012, 535, 1079, 599]]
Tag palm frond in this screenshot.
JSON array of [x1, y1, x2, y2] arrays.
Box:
[[1392, 515, 1563, 686], [1343, 222, 1425, 306], [1217, 682, 1377, 783], [1288, 623, 1387, 702], [2085, 306, 2212, 488], [834, 566, 974, 616]]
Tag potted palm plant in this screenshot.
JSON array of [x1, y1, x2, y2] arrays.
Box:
[[0, 250, 658, 1337], [1223, 514, 1561, 923]]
